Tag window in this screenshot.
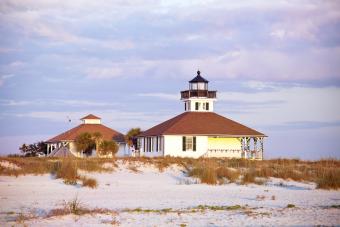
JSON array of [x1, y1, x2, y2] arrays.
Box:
[[203, 103, 206, 110], [159, 137, 163, 151], [195, 102, 199, 110], [137, 139, 141, 150], [182, 136, 186, 151], [147, 137, 151, 152], [197, 82, 205, 90], [182, 136, 196, 151], [184, 102, 187, 111], [155, 137, 157, 152], [206, 102, 209, 110], [193, 136, 196, 151], [156, 137, 159, 152]]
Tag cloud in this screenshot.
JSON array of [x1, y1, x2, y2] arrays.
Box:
[[0, 74, 14, 87], [11, 110, 175, 132], [269, 1, 340, 42], [0, 99, 117, 107], [85, 67, 122, 79], [263, 121, 340, 131], [1, 0, 340, 83], [138, 93, 179, 100], [217, 85, 340, 127], [215, 47, 340, 81]]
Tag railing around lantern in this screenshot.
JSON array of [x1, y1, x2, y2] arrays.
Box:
[[181, 90, 216, 99]]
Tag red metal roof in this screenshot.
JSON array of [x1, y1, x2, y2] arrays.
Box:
[[80, 114, 101, 120], [46, 124, 125, 143], [139, 112, 265, 137]]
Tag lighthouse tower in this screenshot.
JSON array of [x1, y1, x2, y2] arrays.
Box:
[[180, 70, 217, 112]]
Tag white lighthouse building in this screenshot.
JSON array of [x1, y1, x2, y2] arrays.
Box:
[[137, 71, 266, 159]]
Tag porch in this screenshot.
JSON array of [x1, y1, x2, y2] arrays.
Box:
[[204, 136, 264, 160]]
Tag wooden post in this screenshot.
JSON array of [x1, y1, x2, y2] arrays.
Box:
[[246, 137, 250, 159], [254, 137, 257, 159], [260, 137, 263, 160]]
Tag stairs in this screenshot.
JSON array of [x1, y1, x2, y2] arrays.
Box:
[[48, 145, 74, 157]]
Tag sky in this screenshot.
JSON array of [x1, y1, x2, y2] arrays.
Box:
[[0, 0, 339, 159]]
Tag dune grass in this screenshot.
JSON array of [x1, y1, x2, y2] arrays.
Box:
[[0, 157, 103, 188], [0, 156, 339, 189], [80, 175, 98, 188]]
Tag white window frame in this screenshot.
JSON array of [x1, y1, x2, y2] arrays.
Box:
[[186, 136, 193, 151]]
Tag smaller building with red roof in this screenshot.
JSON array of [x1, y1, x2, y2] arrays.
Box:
[[46, 114, 126, 157]]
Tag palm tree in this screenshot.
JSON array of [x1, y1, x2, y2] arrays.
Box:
[[98, 140, 118, 156], [92, 132, 103, 154], [125, 128, 141, 147], [75, 132, 95, 155]]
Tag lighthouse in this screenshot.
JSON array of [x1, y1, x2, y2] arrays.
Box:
[[181, 70, 217, 112]]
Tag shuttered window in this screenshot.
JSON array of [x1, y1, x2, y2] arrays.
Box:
[[182, 136, 186, 151], [193, 136, 196, 151], [183, 136, 196, 151], [143, 138, 146, 152]]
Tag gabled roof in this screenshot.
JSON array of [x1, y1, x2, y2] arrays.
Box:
[[46, 124, 125, 143], [189, 71, 209, 83], [80, 114, 101, 120], [139, 112, 265, 137]]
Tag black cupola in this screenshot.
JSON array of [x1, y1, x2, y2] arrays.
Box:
[[189, 70, 209, 90]]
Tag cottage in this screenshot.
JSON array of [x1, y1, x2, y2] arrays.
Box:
[[137, 71, 266, 159], [46, 114, 127, 157]]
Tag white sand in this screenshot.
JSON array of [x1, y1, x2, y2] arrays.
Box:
[[0, 162, 339, 226]]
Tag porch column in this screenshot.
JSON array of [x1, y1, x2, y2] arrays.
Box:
[[260, 137, 264, 160], [253, 137, 258, 159], [240, 137, 245, 159], [245, 137, 250, 159]]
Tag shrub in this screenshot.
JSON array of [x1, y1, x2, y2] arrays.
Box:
[[127, 164, 140, 173], [55, 159, 78, 185], [287, 204, 295, 208], [242, 168, 256, 184], [98, 140, 118, 156], [67, 196, 82, 214], [216, 167, 240, 182], [201, 167, 217, 184], [80, 176, 98, 189], [316, 168, 340, 190], [76, 159, 107, 172], [189, 166, 217, 185], [196, 204, 242, 211]]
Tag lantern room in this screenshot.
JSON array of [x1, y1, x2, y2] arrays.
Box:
[[189, 70, 209, 90]]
